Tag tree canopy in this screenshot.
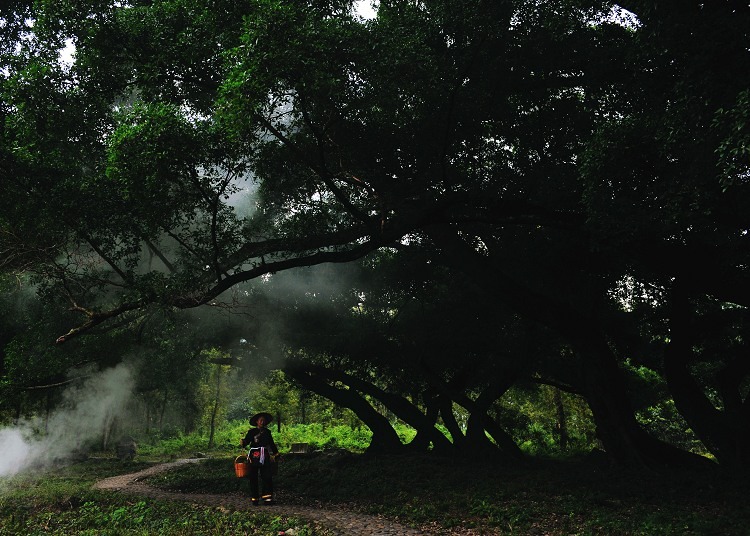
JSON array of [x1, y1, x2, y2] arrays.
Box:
[[2, 0, 749, 468]]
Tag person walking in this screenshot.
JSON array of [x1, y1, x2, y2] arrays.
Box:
[[240, 412, 280, 505]]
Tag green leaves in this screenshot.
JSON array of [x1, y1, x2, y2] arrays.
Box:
[[105, 102, 201, 220], [713, 90, 750, 191]]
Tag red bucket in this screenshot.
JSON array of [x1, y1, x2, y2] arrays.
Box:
[[234, 455, 248, 478]]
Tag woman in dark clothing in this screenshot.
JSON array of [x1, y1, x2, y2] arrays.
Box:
[[240, 412, 280, 505]]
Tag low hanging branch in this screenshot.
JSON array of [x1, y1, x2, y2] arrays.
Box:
[[53, 231, 389, 344], [54, 301, 147, 344], [23, 375, 91, 390]]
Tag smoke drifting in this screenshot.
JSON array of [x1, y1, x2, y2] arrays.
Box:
[[0, 363, 135, 479]]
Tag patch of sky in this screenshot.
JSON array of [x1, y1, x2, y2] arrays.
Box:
[[354, 0, 378, 20]]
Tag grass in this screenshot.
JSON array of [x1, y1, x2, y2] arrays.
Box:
[[0, 457, 328, 535], [148, 451, 750, 535], [3, 420, 749, 535]]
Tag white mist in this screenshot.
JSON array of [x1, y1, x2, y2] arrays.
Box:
[[0, 363, 134, 479]]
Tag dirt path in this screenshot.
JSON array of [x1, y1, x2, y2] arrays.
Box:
[[93, 459, 429, 536]]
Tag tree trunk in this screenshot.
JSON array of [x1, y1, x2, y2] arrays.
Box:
[[159, 389, 168, 432], [663, 281, 750, 467], [299, 364, 454, 454], [145, 399, 151, 435], [428, 226, 712, 468], [45, 390, 52, 434], [102, 415, 115, 451], [459, 389, 524, 459], [300, 390, 309, 425], [286, 366, 404, 453], [554, 387, 568, 451], [575, 335, 713, 468], [438, 395, 466, 448], [421, 360, 524, 458], [208, 366, 222, 449], [407, 391, 442, 452], [14, 397, 22, 425]]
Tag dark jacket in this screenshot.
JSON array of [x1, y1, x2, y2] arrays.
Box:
[[242, 427, 279, 455]]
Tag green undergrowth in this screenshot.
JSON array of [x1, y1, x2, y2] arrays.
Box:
[[136, 421, 416, 458], [149, 452, 750, 535]]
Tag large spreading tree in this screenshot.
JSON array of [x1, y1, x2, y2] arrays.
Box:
[[2, 0, 749, 467]]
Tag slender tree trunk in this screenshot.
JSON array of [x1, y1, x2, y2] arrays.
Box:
[[300, 391, 309, 425], [102, 414, 114, 451], [145, 400, 151, 435], [208, 366, 222, 449], [554, 387, 568, 451], [14, 397, 21, 425], [45, 391, 52, 434], [159, 389, 168, 432]]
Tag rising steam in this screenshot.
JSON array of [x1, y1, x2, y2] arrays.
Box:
[[0, 363, 134, 479]]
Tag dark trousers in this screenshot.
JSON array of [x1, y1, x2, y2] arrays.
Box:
[[247, 464, 274, 498]]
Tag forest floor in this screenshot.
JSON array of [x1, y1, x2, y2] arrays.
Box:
[[92, 452, 750, 535]]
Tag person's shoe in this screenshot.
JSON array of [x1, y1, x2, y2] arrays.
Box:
[[262, 495, 274, 505], [251, 498, 259, 506]]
